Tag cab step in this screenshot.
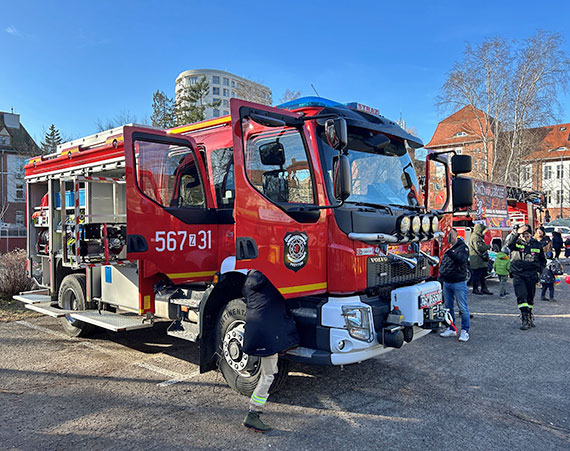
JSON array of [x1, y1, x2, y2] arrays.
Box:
[[69, 310, 154, 332], [25, 302, 72, 318], [167, 320, 199, 342]]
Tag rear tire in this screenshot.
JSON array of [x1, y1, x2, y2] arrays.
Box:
[[58, 274, 95, 337], [216, 298, 289, 396]]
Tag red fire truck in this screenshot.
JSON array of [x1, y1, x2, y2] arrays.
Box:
[[15, 97, 472, 394]]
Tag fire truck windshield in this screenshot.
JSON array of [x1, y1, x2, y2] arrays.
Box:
[[317, 127, 420, 208]]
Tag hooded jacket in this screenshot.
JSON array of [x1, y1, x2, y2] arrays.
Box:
[[242, 270, 300, 357], [493, 252, 511, 276], [504, 231, 546, 278], [469, 223, 491, 269], [439, 238, 469, 283]]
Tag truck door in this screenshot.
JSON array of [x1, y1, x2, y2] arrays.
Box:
[[230, 100, 327, 298], [124, 126, 218, 283]]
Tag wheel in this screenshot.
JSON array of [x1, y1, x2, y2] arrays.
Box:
[[466, 267, 473, 285], [216, 298, 289, 396], [58, 274, 95, 337]]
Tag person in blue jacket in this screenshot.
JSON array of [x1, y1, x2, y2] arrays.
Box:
[[241, 270, 299, 432]]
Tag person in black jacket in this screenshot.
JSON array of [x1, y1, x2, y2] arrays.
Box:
[[241, 270, 299, 432], [439, 228, 471, 342], [552, 231, 563, 259], [504, 224, 546, 330]]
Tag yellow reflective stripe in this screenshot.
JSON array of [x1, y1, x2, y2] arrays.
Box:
[[168, 116, 231, 134], [529, 304, 534, 309], [531, 248, 540, 253], [167, 270, 216, 279], [251, 393, 267, 404], [516, 243, 525, 248], [518, 303, 529, 308], [279, 282, 327, 295]]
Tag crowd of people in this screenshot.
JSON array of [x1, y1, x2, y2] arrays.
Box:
[[439, 222, 568, 339]]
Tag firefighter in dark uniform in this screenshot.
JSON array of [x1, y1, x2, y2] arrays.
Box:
[[504, 224, 546, 330]]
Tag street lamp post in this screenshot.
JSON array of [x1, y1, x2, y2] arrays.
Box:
[[560, 152, 563, 219]]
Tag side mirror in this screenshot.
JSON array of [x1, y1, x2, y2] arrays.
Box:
[[452, 176, 473, 209], [451, 155, 472, 174], [325, 118, 348, 151], [259, 142, 285, 166], [333, 155, 351, 201]]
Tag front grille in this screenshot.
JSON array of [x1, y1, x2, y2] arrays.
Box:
[[367, 254, 430, 288]]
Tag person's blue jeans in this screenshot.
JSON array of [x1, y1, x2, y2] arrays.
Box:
[[443, 281, 470, 332]]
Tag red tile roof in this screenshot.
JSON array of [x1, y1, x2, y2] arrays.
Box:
[[426, 106, 495, 148], [524, 124, 570, 161]]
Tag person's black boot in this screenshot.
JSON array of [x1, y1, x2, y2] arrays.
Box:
[[243, 411, 271, 432], [480, 283, 493, 295], [528, 311, 536, 327], [472, 288, 483, 295], [520, 311, 530, 330]]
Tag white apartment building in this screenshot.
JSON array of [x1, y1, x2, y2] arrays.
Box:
[[175, 69, 272, 119]]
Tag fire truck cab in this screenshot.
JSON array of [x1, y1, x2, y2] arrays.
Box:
[[16, 97, 472, 394]]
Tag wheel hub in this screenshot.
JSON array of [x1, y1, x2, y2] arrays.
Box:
[[222, 322, 259, 376]]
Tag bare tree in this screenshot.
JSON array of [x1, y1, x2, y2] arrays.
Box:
[[438, 31, 570, 186], [234, 81, 272, 106], [437, 37, 510, 182], [95, 110, 146, 132], [280, 89, 301, 104], [501, 32, 570, 185]]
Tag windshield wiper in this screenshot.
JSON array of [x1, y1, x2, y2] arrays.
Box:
[[388, 203, 423, 211], [345, 201, 392, 212]]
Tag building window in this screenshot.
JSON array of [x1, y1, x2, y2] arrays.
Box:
[[545, 191, 552, 206], [213, 109, 220, 117], [0, 136, 10, 145], [212, 76, 220, 84], [212, 87, 220, 95], [231, 80, 236, 87], [455, 148, 462, 155], [223, 99, 229, 107], [453, 131, 467, 137], [15, 211, 25, 226], [223, 110, 229, 116], [15, 183, 24, 200], [223, 77, 229, 86], [190, 76, 198, 84], [557, 164, 564, 179], [544, 166, 552, 180], [223, 88, 230, 97], [522, 166, 531, 181], [473, 160, 478, 171], [213, 98, 220, 106], [556, 190, 562, 204]]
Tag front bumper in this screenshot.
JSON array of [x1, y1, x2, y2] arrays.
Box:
[[286, 280, 445, 366]]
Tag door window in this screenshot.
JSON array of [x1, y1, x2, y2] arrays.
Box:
[[135, 140, 205, 209], [242, 122, 314, 205]]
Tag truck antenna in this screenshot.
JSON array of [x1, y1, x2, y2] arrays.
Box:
[[311, 84, 321, 97]]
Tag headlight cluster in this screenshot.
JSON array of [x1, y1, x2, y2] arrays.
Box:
[[398, 215, 440, 237], [342, 306, 373, 342]]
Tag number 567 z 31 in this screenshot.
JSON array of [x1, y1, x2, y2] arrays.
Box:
[[154, 230, 211, 252]]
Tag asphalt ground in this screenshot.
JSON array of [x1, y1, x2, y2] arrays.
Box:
[[1, 263, 570, 450]]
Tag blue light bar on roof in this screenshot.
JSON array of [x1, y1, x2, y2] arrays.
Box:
[[277, 96, 348, 111]]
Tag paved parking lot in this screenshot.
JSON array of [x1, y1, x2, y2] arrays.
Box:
[[2, 267, 570, 450]]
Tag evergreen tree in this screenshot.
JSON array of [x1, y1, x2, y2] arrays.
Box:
[[41, 124, 62, 154], [150, 90, 175, 128], [175, 77, 221, 125]]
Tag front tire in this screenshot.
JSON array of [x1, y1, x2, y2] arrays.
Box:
[[58, 274, 95, 337], [216, 298, 289, 396]]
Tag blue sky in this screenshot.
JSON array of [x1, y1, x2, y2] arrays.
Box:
[[2, 1, 570, 146]]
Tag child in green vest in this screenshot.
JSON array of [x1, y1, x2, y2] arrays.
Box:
[[493, 251, 511, 298]]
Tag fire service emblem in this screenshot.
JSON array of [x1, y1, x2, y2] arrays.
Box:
[[283, 231, 309, 272]]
